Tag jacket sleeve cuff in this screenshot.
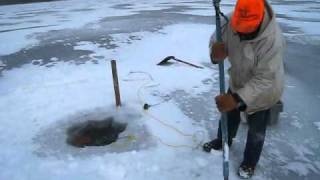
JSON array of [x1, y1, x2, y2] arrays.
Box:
[[231, 92, 247, 111], [236, 86, 256, 112]]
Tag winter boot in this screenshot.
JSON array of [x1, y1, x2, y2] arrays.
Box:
[[238, 164, 255, 179], [202, 139, 232, 152]]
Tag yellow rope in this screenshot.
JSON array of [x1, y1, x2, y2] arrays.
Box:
[[151, 134, 196, 149], [143, 110, 193, 137], [134, 76, 205, 149]]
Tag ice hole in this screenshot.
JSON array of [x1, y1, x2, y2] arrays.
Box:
[[66, 117, 127, 148]]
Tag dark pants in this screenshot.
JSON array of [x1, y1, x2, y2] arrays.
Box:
[[217, 107, 270, 167]]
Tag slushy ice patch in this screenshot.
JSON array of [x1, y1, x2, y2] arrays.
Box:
[[67, 117, 127, 147]]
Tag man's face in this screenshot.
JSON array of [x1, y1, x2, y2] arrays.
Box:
[[237, 23, 261, 41]]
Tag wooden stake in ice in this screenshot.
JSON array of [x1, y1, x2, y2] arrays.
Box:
[[111, 60, 121, 107]]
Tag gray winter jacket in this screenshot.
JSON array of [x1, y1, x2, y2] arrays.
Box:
[[209, 1, 285, 114]]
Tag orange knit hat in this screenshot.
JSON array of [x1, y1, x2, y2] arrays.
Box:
[[231, 0, 265, 34]]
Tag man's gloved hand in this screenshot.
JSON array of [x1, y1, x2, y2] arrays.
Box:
[[210, 42, 227, 64], [215, 94, 238, 112]]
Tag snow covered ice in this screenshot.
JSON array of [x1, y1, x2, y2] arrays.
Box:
[[0, 0, 320, 180]]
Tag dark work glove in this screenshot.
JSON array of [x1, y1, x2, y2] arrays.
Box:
[[215, 94, 238, 112], [210, 42, 227, 64]]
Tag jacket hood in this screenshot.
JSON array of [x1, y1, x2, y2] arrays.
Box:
[[248, 1, 277, 42]]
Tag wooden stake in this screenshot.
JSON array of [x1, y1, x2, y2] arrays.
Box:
[[111, 60, 121, 107]]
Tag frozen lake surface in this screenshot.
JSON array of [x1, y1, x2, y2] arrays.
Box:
[[0, 0, 320, 179]]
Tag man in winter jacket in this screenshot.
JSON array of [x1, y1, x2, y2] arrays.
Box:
[[203, 0, 285, 178]]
